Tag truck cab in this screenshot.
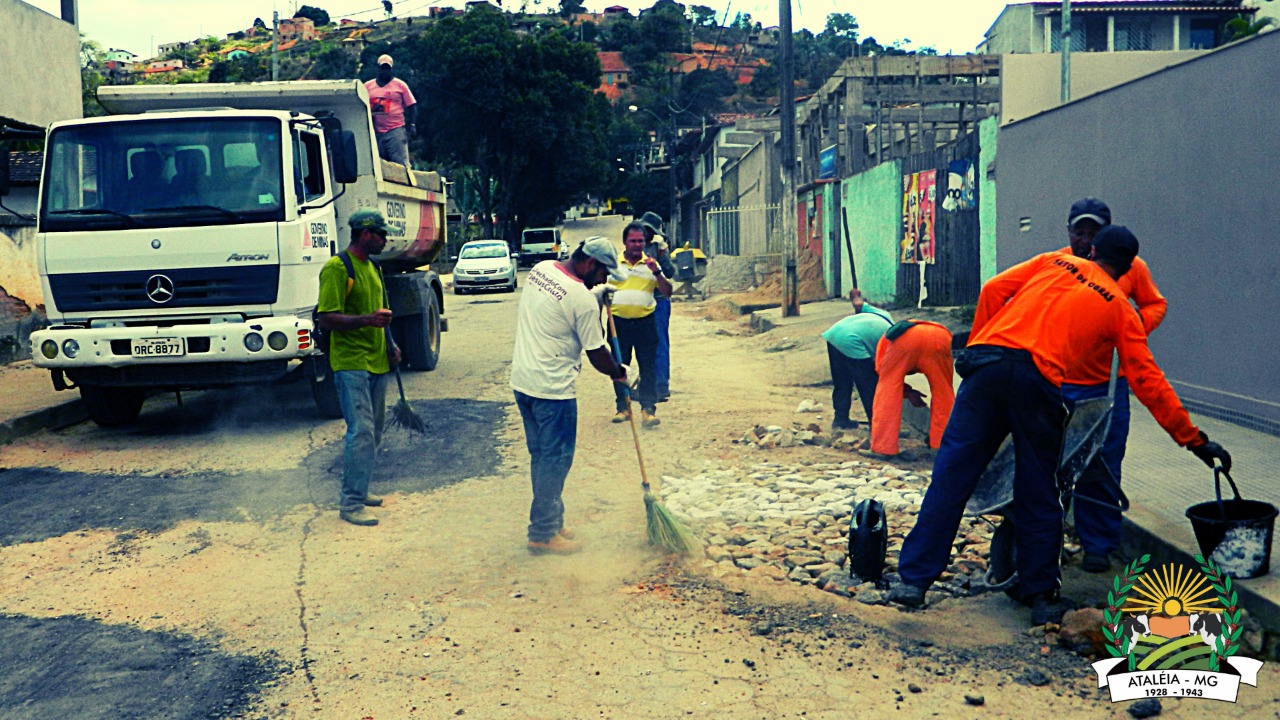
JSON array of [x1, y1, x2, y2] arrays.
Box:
[[30, 81, 447, 426]]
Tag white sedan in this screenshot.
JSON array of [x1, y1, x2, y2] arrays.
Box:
[[452, 240, 518, 294]]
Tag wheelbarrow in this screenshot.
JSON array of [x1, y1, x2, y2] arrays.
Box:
[[966, 357, 1127, 592], [670, 245, 707, 301]]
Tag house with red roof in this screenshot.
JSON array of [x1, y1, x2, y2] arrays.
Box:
[[596, 51, 631, 101]]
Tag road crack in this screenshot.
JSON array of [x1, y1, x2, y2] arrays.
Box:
[[294, 505, 323, 709]]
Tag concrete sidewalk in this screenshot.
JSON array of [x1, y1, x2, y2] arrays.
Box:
[[0, 361, 86, 446], [747, 297, 1280, 640]]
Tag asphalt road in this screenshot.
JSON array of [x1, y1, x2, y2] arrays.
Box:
[[0, 278, 525, 719]]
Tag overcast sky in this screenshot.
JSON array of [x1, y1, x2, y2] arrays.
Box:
[[25, 0, 1012, 59]]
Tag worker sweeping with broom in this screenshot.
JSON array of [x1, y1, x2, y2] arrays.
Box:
[[510, 238, 630, 555]]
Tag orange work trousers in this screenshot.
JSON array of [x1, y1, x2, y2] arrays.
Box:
[[871, 322, 956, 455]]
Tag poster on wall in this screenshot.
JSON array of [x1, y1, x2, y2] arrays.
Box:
[[942, 158, 976, 212], [901, 170, 936, 264]]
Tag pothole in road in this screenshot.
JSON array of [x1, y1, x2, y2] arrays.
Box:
[[0, 613, 285, 720], [0, 399, 507, 547]]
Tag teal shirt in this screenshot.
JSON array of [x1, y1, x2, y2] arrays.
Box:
[[821, 304, 893, 360]]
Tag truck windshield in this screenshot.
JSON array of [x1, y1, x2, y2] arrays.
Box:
[[40, 117, 285, 232]]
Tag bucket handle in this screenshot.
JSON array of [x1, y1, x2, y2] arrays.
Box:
[[1212, 467, 1243, 521]]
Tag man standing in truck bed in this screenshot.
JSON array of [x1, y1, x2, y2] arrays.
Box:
[[365, 54, 417, 166], [317, 209, 401, 527]]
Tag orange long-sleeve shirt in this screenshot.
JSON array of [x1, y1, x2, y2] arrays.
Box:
[[1056, 246, 1168, 385], [970, 252, 1199, 446]]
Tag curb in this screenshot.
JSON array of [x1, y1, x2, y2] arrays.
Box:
[[0, 399, 88, 446]]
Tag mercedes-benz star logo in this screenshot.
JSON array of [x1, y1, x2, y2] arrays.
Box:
[[145, 274, 175, 304]]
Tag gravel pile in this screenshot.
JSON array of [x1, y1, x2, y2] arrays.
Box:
[[660, 460, 1000, 604]]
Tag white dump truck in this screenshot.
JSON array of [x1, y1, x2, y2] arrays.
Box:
[[28, 80, 448, 426]]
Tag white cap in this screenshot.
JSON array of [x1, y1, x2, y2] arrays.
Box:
[[580, 237, 628, 282], [377, 54, 394, 67]]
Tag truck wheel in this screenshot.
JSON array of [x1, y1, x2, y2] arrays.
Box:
[[402, 291, 441, 371], [308, 356, 344, 419], [80, 385, 145, 428]]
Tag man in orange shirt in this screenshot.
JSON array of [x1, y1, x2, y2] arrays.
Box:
[[1058, 199, 1168, 574], [888, 226, 1230, 625]]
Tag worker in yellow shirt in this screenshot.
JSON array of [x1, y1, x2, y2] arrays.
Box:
[[608, 222, 673, 428]]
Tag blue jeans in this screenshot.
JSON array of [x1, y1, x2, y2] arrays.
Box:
[[515, 391, 577, 542], [1061, 377, 1130, 556], [898, 356, 1068, 601], [612, 314, 659, 413], [654, 295, 671, 397], [335, 370, 388, 512]]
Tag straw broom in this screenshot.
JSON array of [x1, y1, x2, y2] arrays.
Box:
[[386, 363, 428, 434], [606, 305, 695, 555]]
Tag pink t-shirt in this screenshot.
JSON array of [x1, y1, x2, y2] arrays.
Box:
[[364, 78, 416, 133]]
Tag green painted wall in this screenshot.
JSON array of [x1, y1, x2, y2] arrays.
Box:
[[979, 115, 999, 283], [822, 182, 837, 295], [838, 160, 901, 304]]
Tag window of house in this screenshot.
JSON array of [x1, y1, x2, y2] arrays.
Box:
[[1048, 16, 1086, 52], [1189, 18, 1218, 49], [1114, 18, 1153, 51]]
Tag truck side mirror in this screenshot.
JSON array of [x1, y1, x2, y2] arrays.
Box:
[[0, 149, 10, 197], [333, 130, 358, 184]]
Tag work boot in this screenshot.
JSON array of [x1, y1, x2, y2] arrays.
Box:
[[1030, 592, 1074, 626], [832, 418, 859, 431], [339, 508, 378, 526], [887, 583, 927, 609], [557, 527, 575, 540], [527, 535, 582, 556], [612, 410, 631, 423], [362, 495, 384, 507], [1082, 552, 1111, 573], [641, 410, 661, 428]]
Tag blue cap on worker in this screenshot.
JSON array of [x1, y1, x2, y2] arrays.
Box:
[[349, 209, 389, 232], [580, 237, 629, 282], [1068, 197, 1111, 228], [1092, 224, 1139, 275]]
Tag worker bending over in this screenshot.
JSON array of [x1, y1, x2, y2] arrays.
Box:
[[868, 320, 955, 456], [888, 226, 1230, 626]]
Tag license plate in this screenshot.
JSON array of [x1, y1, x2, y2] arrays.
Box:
[[131, 337, 185, 357]]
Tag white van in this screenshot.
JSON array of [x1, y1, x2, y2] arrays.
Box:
[[519, 226, 562, 267]]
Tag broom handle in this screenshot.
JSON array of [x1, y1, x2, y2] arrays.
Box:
[[393, 364, 408, 403], [606, 306, 653, 494]]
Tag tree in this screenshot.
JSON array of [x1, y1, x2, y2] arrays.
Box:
[[383, 0, 393, 18], [253, 17, 267, 29], [311, 47, 356, 79], [406, 7, 611, 238], [690, 5, 718, 28], [80, 38, 108, 117], [1225, 14, 1277, 42], [638, 1, 690, 54], [295, 5, 331, 26], [559, 0, 585, 18]]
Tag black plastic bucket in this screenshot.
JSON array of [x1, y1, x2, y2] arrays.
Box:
[[1185, 469, 1277, 579]]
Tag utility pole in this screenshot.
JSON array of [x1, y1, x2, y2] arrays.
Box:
[[779, 0, 799, 317], [1060, 0, 1072, 103], [272, 10, 280, 81]]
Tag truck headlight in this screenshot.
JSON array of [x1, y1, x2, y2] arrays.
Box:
[[267, 331, 288, 351], [41, 340, 59, 360], [244, 333, 265, 352], [62, 339, 80, 359]]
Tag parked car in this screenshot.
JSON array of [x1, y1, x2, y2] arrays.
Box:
[[518, 226, 562, 267], [452, 239, 518, 294]]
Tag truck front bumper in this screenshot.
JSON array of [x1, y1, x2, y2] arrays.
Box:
[[31, 316, 316, 370]]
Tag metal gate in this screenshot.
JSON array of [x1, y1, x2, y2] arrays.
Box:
[[703, 204, 781, 257]]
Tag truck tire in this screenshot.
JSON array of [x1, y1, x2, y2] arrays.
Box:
[[401, 291, 441, 371], [80, 385, 145, 428], [308, 356, 344, 419]]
